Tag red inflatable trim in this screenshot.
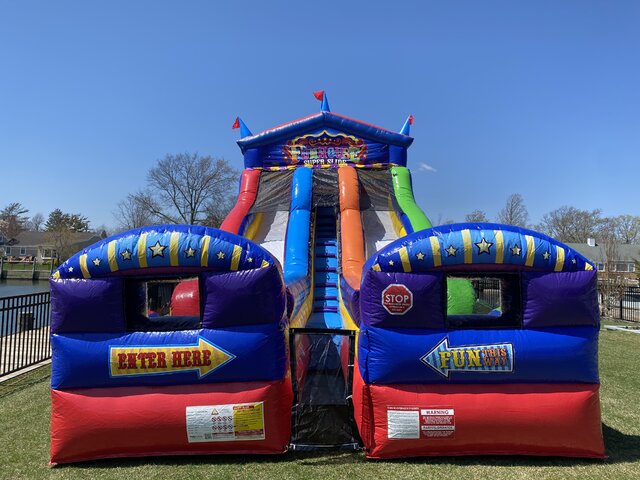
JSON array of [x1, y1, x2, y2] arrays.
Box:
[[220, 169, 261, 234], [51, 379, 292, 464], [353, 369, 604, 459]]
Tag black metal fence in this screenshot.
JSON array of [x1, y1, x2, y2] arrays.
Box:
[[0, 292, 51, 377], [617, 286, 640, 322]]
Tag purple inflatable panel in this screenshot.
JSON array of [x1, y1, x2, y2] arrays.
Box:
[[50, 278, 125, 334], [202, 265, 286, 328], [359, 270, 445, 329], [522, 270, 599, 328]]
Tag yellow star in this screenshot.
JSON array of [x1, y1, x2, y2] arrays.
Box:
[[149, 241, 166, 257], [445, 245, 457, 257], [474, 237, 493, 255], [68, 266, 74, 272], [415, 252, 425, 260], [121, 249, 132, 260], [92, 258, 101, 266], [185, 247, 196, 257], [246, 257, 253, 263], [542, 251, 551, 261], [216, 251, 225, 260], [388, 260, 394, 266], [510, 244, 522, 256]]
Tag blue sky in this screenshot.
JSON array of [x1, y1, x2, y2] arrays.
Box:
[[1, 1, 638, 230]]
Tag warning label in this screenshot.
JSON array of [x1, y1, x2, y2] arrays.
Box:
[[186, 402, 265, 443], [421, 408, 455, 438], [387, 406, 455, 440]]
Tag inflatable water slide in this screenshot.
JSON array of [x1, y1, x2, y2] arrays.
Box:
[[49, 93, 605, 463]]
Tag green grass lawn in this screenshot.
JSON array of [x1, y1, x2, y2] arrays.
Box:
[[1, 326, 639, 480]]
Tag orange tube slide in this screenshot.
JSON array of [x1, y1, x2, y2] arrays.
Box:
[[338, 167, 365, 289]]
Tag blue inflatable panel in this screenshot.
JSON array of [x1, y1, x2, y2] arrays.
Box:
[[51, 324, 287, 390], [358, 325, 599, 385]]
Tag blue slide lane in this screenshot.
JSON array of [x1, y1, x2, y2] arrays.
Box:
[[359, 325, 599, 385]]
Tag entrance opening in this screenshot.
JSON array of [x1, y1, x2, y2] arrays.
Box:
[[289, 327, 361, 450]]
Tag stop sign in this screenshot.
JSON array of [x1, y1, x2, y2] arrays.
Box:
[[381, 284, 413, 315]]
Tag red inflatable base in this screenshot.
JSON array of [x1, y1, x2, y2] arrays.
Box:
[[51, 379, 292, 464], [353, 369, 604, 459]]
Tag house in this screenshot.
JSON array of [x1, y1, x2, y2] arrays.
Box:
[[566, 239, 640, 285], [1, 231, 101, 262]]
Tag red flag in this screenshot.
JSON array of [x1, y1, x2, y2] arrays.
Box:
[[409, 115, 414, 125], [313, 90, 324, 101], [232, 117, 240, 129]]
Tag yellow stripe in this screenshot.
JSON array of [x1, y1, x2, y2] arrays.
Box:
[[555, 246, 565, 272], [137, 233, 148, 268], [231, 245, 242, 271], [372, 263, 381, 272], [261, 259, 269, 268], [525, 235, 535, 267], [245, 213, 263, 240], [429, 236, 441, 267], [461, 229, 472, 264], [399, 246, 411, 272], [494, 230, 504, 264], [200, 235, 211, 267], [107, 240, 118, 272], [79, 254, 90, 279], [52, 271, 60, 280], [585, 263, 593, 271], [170, 232, 180, 266]]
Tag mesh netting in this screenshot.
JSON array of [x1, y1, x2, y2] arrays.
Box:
[[356, 169, 396, 211], [250, 170, 294, 213], [312, 169, 339, 208]]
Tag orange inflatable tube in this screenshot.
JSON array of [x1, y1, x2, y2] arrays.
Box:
[[338, 167, 365, 289]]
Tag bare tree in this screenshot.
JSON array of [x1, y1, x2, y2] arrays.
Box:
[[0, 202, 29, 239], [496, 194, 529, 227], [598, 224, 628, 318], [536, 206, 604, 243], [27, 212, 45, 231], [613, 214, 640, 244], [114, 194, 155, 231], [121, 154, 238, 226], [465, 209, 489, 223]]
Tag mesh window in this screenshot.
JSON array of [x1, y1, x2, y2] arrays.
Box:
[[446, 274, 521, 329], [125, 276, 201, 331]]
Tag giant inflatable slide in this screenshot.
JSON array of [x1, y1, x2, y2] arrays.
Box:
[[50, 93, 605, 463]]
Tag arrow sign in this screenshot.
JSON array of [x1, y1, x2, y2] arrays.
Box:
[[109, 337, 235, 379], [420, 337, 514, 378]]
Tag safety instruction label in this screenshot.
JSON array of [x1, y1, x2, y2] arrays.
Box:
[[186, 402, 265, 443], [387, 406, 420, 439], [387, 407, 455, 440]]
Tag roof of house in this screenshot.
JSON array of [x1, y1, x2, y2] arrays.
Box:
[[566, 242, 640, 264], [10, 231, 101, 247]]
